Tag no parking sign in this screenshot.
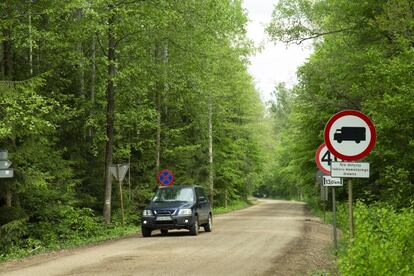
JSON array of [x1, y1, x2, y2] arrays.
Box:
[[158, 169, 174, 186]]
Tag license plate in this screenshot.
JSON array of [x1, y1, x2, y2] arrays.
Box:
[[156, 216, 172, 221]]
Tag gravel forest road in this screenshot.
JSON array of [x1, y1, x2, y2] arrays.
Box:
[[0, 200, 335, 276]]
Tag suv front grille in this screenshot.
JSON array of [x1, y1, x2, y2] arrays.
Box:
[[154, 209, 175, 215]]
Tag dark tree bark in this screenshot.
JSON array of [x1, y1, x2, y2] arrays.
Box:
[[5, 183, 12, 207], [89, 35, 96, 138], [103, 5, 116, 224], [2, 29, 13, 79]]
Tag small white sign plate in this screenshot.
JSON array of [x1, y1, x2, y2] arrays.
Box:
[[0, 150, 8, 160], [331, 162, 370, 178], [0, 168, 14, 178], [323, 176, 343, 187]]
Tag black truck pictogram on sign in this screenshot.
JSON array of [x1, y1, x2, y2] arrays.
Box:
[[334, 127, 366, 143]]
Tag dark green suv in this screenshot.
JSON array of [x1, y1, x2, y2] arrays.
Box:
[[141, 185, 212, 237]]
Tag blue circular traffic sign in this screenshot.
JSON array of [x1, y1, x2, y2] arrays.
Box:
[[158, 169, 174, 186]]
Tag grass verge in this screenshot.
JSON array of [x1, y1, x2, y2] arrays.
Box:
[[212, 199, 257, 215], [0, 224, 139, 263], [1, 199, 254, 263]]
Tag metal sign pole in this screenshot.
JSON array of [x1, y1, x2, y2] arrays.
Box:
[[332, 187, 338, 253], [117, 165, 125, 225], [348, 179, 353, 240], [128, 155, 131, 202]]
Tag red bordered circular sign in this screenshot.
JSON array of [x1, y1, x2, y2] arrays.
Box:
[[324, 110, 376, 161], [315, 143, 343, 175], [158, 169, 174, 186]]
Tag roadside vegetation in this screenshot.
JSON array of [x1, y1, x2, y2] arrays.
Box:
[[0, 200, 250, 262], [264, 0, 414, 274]]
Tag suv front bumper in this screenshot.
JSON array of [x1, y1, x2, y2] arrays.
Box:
[[141, 215, 194, 229]]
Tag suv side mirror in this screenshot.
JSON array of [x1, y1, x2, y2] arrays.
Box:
[[198, 196, 206, 202]]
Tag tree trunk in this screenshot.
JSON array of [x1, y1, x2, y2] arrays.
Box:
[[208, 95, 214, 206], [154, 42, 168, 187], [77, 9, 84, 97], [5, 183, 12, 207], [29, 6, 33, 76], [90, 35, 96, 104], [103, 6, 116, 224], [155, 81, 161, 182], [89, 35, 96, 138], [78, 42, 84, 97], [2, 29, 13, 79], [0, 42, 3, 78]]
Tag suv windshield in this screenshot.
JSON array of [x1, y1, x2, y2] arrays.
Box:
[[152, 186, 195, 203]]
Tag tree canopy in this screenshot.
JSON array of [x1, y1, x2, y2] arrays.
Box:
[[264, 0, 414, 207]]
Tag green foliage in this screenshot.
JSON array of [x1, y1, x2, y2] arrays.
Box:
[[0, 218, 28, 252], [0, 0, 265, 260], [264, 0, 414, 205], [338, 202, 414, 275]]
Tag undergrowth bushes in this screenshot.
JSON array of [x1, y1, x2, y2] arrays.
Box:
[[0, 206, 139, 261], [338, 202, 414, 275]]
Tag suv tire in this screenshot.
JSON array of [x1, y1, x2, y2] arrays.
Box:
[[142, 227, 152, 237], [189, 216, 199, 236]]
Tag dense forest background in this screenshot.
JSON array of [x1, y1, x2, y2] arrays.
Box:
[[0, 0, 266, 255]]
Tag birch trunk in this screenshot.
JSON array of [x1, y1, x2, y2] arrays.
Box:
[[155, 84, 161, 181], [208, 96, 214, 206], [155, 42, 168, 186]]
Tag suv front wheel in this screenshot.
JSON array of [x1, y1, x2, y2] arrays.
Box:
[[189, 216, 199, 236], [203, 214, 212, 232], [142, 227, 152, 237]]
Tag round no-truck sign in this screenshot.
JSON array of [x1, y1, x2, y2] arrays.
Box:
[[315, 143, 342, 175], [324, 110, 376, 161]]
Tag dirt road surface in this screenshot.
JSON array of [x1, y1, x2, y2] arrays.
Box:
[[0, 200, 335, 276]]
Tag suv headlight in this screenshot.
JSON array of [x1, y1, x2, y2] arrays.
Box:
[[178, 208, 192, 215], [142, 210, 153, 216]]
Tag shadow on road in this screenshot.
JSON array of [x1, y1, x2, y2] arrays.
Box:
[[147, 230, 209, 238]]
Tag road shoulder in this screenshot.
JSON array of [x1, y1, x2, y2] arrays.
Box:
[[265, 205, 338, 275]]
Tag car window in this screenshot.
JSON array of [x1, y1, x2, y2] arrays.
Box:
[[195, 187, 208, 201], [200, 188, 208, 201], [152, 187, 195, 203], [195, 187, 201, 199]]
